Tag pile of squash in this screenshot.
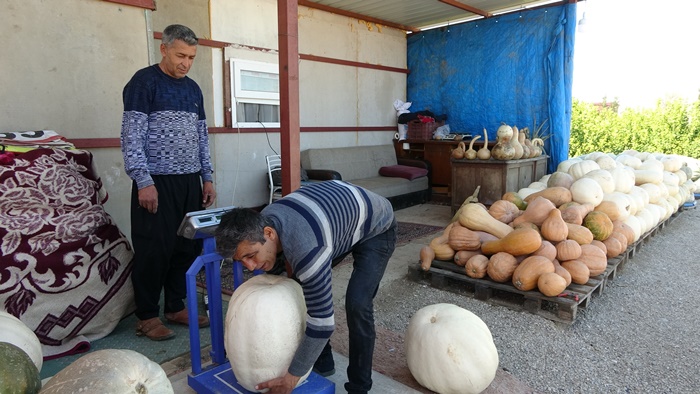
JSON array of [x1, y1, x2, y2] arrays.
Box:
[[421, 150, 698, 297]]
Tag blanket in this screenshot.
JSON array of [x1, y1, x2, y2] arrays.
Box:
[[0, 148, 135, 359]]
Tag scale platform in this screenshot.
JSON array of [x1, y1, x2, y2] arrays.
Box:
[[181, 207, 335, 393]]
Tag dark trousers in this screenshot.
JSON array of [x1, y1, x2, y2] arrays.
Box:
[[130, 174, 202, 320], [343, 219, 397, 394]]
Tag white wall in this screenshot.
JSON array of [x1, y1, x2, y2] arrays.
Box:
[[1, 0, 407, 240]]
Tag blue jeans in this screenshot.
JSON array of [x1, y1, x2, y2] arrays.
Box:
[[343, 219, 397, 394]]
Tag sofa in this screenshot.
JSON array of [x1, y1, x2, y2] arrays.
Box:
[[301, 144, 431, 210]]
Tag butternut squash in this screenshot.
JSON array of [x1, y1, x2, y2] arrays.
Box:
[[511, 196, 556, 227], [512, 256, 555, 291], [501, 191, 527, 210], [419, 246, 434, 271], [458, 203, 513, 239], [540, 208, 569, 242], [480, 228, 542, 256], [464, 254, 489, 279], [523, 186, 573, 207], [486, 252, 519, 283], [560, 203, 595, 225], [552, 259, 572, 286]]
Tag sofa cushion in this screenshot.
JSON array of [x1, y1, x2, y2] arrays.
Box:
[[349, 176, 430, 199], [301, 145, 398, 182], [379, 164, 428, 181]]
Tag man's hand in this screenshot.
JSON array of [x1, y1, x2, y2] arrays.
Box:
[[202, 181, 217, 208], [138, 185, 158, 214], [254, 372, 301, 394]]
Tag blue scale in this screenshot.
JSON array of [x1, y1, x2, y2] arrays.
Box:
[[178, 206, 335, 393]]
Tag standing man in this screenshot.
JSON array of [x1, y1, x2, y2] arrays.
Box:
[[215, 180, 397, 394], [121, 24, 216, 341]]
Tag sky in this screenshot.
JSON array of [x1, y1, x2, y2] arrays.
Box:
[[571, 0, 700, 109]]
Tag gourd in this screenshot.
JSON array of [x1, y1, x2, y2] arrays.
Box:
[[560, 202, 594, 225], [511, 196, 557, 227], [420, 245, 435, 271], [39, 349, 173, 394], [511, 126, 524, 159], [454, 250, 482, 267], [565, 222, 594, 245], [480, 228, 542, 256], [490, 124, 515, 161], [583, 169, 616, 194], [458, 203, 513, 239], [0, 310, 43, 371], [405, 304, 499, 394], [0, 342, 41, 394], [519, 130, 531, 158], [448, 223, 482, 251], [578, 244, 608, 276], [523, 186, 573, 207], [512, 256, 555, 291], [476, 128, 491, 160], [582, 211, 614, 241], [570, 177, 604, 206], [501, 191, 527, 210], [464, 135, 480, 160], [451, 141, 466, 159], [537, 272, 568, 297], [225, 275, 311, 392], [428, 223, 456, 261], [465, 254, 489, 279], [547, 171, 575, 189], [486, 252, 519, 282], [552, 259, 572, 286], [560, 259, 590, 285], [540, 208, 569, 242], [555, 239, 582, 261], [568, 160, 600, 180], [487, 200, 522, 223]]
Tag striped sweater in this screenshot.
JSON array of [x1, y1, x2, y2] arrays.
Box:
[[262, 180, 395, 376], [121, 64, 213, 189]]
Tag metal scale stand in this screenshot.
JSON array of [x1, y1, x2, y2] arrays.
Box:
[[179, 206, 335, 393]]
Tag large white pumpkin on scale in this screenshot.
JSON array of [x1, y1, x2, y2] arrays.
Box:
[[405, 303, 499, 394], [225, 274, 311, 392]]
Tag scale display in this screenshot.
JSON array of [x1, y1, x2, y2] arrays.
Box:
[[177, 205, 237, 240]]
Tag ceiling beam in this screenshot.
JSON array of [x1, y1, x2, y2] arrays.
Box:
[[438, 0, 492, 18], [298, 0, 420, 32]]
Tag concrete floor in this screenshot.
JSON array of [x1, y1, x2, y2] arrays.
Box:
[[166, 203, 453, 393]]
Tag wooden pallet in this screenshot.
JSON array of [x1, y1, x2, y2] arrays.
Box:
[[407, 216, 675, 324]]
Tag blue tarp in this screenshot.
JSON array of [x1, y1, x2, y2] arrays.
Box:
[[407, 3, 576, 173]]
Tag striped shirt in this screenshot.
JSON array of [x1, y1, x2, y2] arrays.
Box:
[[121, 64, 213, 189], [262, 180, 394, 376]]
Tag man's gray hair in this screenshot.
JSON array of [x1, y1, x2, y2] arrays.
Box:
[[162, 24, 198, 47]]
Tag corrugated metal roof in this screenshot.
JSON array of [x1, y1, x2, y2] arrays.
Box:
[[301, 0, 576, 31]]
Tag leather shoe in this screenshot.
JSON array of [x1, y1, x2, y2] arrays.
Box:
[[165, 309, 209, 328], [135, 317, 175, 341]]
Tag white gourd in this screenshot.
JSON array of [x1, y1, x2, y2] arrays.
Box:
[[609, 166, 635, 193], [623, 215, 642, 242], [0, 310, 42, 372], [568, 160, 600, 180], [225, 275, 311, 392], [639, 183, 662, 204], [405, 304, 498, 394], [583, 169, 616, 194], [556, 158, 582, 173], [39, 349, 173, 394], [601, 192, 633, 221], [616, 154, 642, 169], [595, 154, 617, 170]]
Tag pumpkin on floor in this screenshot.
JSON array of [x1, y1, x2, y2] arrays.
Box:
[[225, 275, 311, 392], [0, 310, 43, 372], [0, 342, 41, 394], [405, 303, 499, 394], [39, 349, 173, 394]]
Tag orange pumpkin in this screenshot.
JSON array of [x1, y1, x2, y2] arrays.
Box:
[[532, 240, 557, 261], [453, 250, 481, 267], [523, 186, 573, 207], [465, 254, 489, 279], [486, 252, 519, 283], [552, 259, 572, 286], [579, 244, 608, 276], [540, 208, 569, 242], [565, 223, 594, 245], [512, 197, 556, 227], [560, 259, 590, 285], [555, 239, 582, 261], [448, 223, 482, 251], [537, 272, 568, 297], [488, 200, 522, 224]]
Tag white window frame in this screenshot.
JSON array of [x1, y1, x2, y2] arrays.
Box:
[[230, 59, 280, 127]]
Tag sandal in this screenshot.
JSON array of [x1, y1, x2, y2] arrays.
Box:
[[165, 309, 210, 328], [136, 317, 175, 341]]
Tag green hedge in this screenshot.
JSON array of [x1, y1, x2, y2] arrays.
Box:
[[569, 97, 700, 158]]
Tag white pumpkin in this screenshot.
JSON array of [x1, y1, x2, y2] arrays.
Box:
[[406, 304, 498, 394], [0, 310, 42, 372], [616, 154, 642, 170], [638, 157, 664, 172], [595, 155, 618, 170], [547, 171, 575, 189], [639, 183, 662, 204], [570, 177, 604, 206], [39, 349, 173, 394], [583, 169, 616, 194], [661, 156, 683, 172], [528, 181, 548, 191], [623, 215, 642, 242], [556, 158, 582, 173], [568, 160, 600, 180], [609, 166, 635, 193], [225, 275, 310, 392], [601, 192, 632, 221]]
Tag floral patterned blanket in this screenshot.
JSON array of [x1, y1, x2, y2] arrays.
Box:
[[0, 148, 135, 359]]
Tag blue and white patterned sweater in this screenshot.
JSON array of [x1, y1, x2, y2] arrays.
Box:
[[262, 180, 395, 376], [121, 64, 213, 189]]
